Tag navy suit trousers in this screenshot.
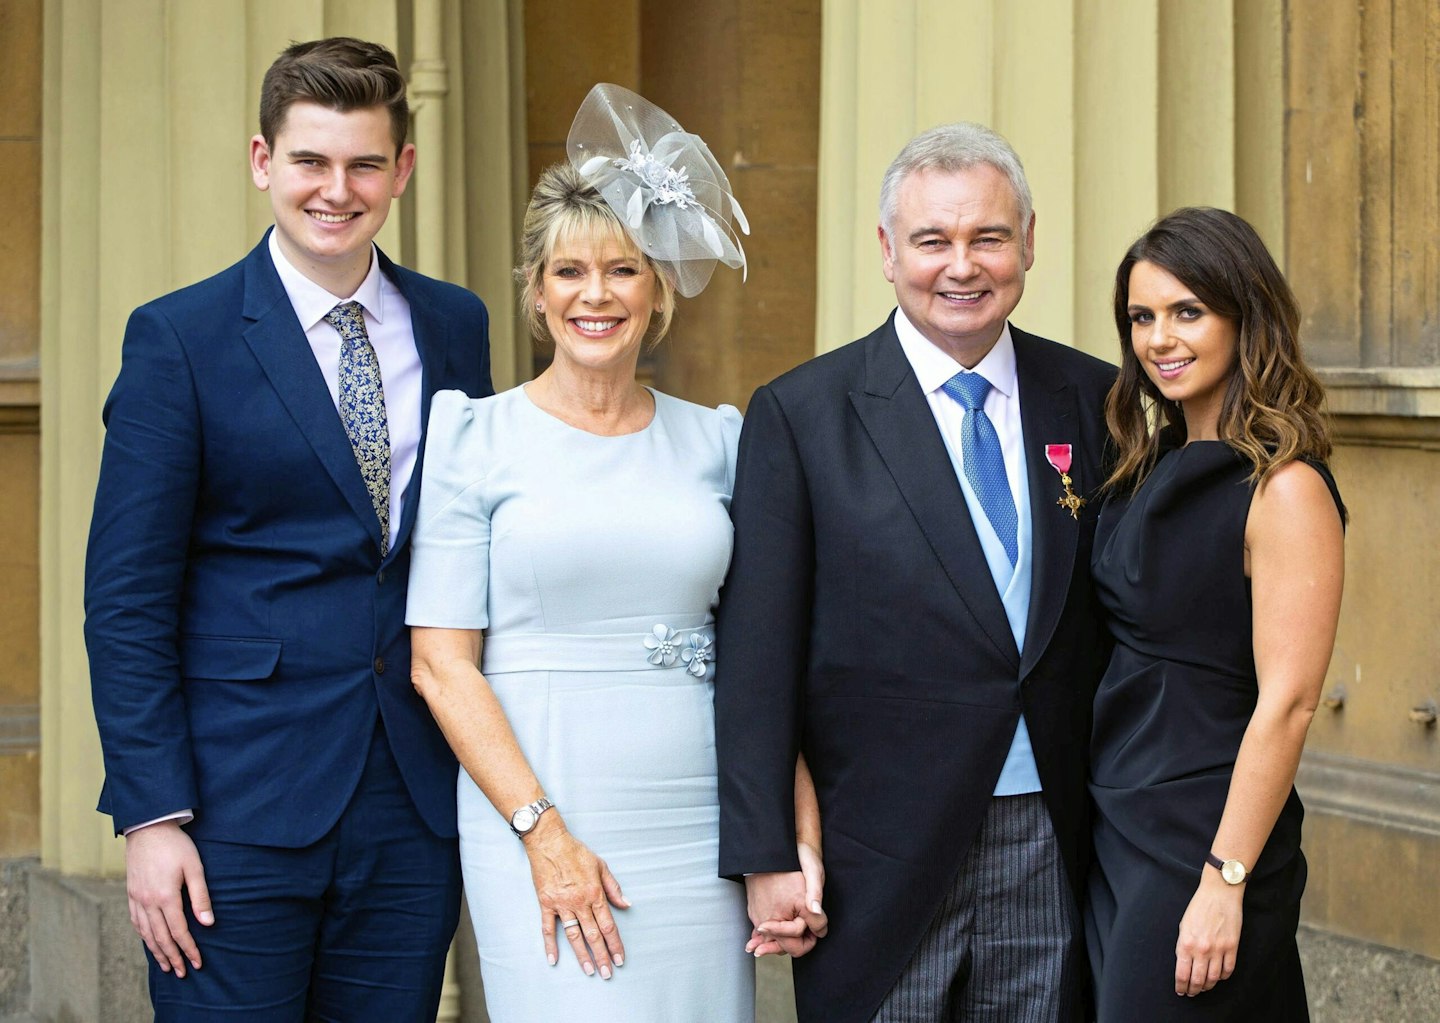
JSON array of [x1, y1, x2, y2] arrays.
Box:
[[147, 723, 462, 1022]]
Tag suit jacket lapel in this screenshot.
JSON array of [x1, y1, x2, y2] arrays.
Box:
[[850, 320, 1021, 669], [240, 236, 386, 554], [1014, 327, 1082, 677], [382, 253, 449, 558]]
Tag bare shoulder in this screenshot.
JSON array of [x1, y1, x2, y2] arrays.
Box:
[[1255, 460, 1336, 511], [1249, 460, 1345, 541]]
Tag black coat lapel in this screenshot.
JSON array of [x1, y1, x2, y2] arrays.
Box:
[[849, 321, 1020, 669], [1014, 327, 1082, 677], [240, 237, 384, 553]]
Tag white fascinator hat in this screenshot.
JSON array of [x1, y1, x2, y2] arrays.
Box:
[[568, 83, 749, 298]]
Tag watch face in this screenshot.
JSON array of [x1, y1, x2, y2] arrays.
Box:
[[1221, 859, 1246, 885], [512, 807, 537, 833]]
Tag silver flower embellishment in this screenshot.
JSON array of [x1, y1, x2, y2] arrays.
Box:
[[644, 624, 682, 667], [613, 139, 697, 209], [680, 633, 715, 678]]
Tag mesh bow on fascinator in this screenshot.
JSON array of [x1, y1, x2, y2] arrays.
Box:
[[568, 83, 749, 298]]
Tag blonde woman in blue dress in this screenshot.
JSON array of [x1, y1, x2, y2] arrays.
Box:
[[404, 85, 825, 1022]]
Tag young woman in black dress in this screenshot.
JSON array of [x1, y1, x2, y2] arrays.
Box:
[[1086, 207, 1345, 1020]]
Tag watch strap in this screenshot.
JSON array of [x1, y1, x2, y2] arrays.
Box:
[[1205, 851, 1248, 884], [509, 797, 554, 837]]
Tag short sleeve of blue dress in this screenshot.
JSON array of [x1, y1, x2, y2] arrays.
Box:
[[718, 403, 742, 497], [406, 390, 490, 630]]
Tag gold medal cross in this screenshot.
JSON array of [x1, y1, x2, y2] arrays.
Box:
[[1056, 472, 1086, 520]]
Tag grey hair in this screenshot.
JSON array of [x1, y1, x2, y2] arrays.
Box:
[[878, 122, 1033, 239]]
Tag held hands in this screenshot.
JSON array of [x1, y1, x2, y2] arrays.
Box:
[[1174, 871, 1243, 996], [524, 814, 630, 978], [744, 840, 828, 958], [124, 821, 214, 978]]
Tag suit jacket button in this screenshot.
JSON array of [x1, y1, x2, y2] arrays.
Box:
[[374, 657, 386, 674], [376, 570, 386, 585]]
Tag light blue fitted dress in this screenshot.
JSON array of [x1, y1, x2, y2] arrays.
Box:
[[406, 385, 754, 1023]]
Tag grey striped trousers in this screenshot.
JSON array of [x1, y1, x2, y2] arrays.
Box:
[[872, 792, 1080, 1023]]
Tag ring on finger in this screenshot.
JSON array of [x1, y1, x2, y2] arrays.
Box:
[[560, 918, 580, 930]]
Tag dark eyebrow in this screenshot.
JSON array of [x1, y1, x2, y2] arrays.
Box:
[[286, 150, 390, 165], [1128, 296, 1204, 314], [1163, 295, 1203, 311]]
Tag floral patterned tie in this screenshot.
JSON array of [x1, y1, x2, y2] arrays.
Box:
[[324, 301, 390, 558]]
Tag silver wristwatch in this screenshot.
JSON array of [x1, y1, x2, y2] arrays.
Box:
[[509, 797, 554, 838]]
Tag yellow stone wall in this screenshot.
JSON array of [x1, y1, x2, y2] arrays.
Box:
[[815, 0, 1284, 358], [0, 0, 41, 861], [1280, 0, 1440, 960], [30, 0, 1440, 982]]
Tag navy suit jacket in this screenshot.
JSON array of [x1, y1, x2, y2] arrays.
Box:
[[716, 317, 1116, 1023], [85, 233, 493, 846]]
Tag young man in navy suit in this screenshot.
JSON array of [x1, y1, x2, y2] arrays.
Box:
[[84, 37, 492, 1020]]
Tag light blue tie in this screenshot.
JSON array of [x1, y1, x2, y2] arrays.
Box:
[[325, 301, 391, 558], [941, 371, 1018, 566]]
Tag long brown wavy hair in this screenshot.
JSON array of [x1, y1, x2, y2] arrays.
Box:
[[1104, 206, 1332, 493]]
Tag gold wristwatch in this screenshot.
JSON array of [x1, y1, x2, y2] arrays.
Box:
[[1205, 851, 1249, 885]]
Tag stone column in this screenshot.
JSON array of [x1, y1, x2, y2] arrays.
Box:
[[36, 1, 520, 1017], [451, 0, 527, 391], [814, 0, 1271, 358], [1282, 2, 1440, 1014]]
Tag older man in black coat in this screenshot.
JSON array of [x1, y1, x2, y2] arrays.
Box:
[[717, 122, 1116, 1023]]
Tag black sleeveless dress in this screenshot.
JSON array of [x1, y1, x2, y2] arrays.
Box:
[[1085, 442, 1343, 1021]]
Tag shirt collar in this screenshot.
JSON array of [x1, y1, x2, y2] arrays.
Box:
[[892, 306, 1017, 398], [267, 230, 387, 332]]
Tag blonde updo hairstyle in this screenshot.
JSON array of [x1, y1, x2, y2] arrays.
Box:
[[516, 162, 677, 348]]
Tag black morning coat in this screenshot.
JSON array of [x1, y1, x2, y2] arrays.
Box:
[[717, 315, 1117, 1023]]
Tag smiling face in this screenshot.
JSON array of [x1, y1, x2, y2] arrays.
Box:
[[879, 163, 1035, 367], [1126, 259, 1240, 440], [538, 226, 660, 378], [250, 101, 415, 296]]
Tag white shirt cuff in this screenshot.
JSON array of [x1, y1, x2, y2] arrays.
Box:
[[122, 809, 195, 835]]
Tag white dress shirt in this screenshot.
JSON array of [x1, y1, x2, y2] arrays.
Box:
[[893, 308, 1042, 796]]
